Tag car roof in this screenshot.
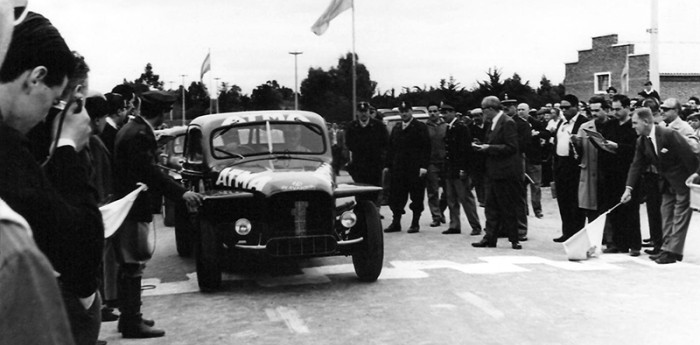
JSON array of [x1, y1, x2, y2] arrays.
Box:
[[189, 110, 327, 134]]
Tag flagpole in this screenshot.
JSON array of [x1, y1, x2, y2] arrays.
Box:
[[351, 0, 357, 121], [649, 0, 660, 92], [625, 45, 630, 94], [209, 48, 213, 114]]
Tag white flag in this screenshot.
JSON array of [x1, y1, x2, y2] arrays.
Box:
[[311, 0, 352, 36], [100, 183, 148, 238]]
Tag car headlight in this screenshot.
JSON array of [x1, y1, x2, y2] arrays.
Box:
[[235, 218, 252, 235], [340, 211, 357, 228]]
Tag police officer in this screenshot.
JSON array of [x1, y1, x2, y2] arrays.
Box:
[[383, 101, 430, 233], [345, 102, 389, 206], [113, 90, 203, 338]]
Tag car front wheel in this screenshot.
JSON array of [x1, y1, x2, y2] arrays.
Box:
[[195, 220, 222, 291], [351, 200, 384, 282]]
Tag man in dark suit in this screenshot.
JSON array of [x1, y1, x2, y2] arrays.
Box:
[[100, 92, 127, 156], [468, 108, 487, 207], [552, 94, 587, 242], [440, 103, 482, 235], [345, 102, 388, 205], [113, 91, 203, 338], [622, 107, 699, 264], [471, 96, 523, 249], [383, 101, 430, 234]]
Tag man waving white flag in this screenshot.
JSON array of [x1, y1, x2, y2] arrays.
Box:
[[311, 0, 352, 36]]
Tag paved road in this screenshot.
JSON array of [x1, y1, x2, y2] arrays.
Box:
[[99, 183, 700, 345]]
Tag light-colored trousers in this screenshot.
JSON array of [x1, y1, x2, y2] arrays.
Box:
[[660, 190, 692, 255]]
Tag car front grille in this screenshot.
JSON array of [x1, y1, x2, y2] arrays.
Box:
[[268, 191, 332, 237], [266, 235, 337, 257]]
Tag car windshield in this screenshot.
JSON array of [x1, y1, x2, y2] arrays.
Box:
[[210, 121, 326, 159]]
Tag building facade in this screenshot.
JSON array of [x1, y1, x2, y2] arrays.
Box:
[[564, 34, 700, 102]]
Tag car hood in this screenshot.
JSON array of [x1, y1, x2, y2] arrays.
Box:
[[213, 158, 334, 195]]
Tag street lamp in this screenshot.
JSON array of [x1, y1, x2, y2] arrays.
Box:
[[180, 74, 187, 126], [289, 51, 303, 110]]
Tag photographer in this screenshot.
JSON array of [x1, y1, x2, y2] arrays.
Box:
[[0, 12, 104, 345]]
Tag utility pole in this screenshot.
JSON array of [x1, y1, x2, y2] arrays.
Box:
[[214, 77, 221, 113], [649, 0, 660, 91], [180, 74, 187, 126], [289, 51, 303, 110]]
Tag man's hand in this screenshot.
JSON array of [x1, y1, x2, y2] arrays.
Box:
[[620, 187, 632, 204], [54, 100, 92, 151], [472, 143, 489, 152], [183, 191, 204, 211], [601, 140, 618, 151], [419, 168, 427, 177]]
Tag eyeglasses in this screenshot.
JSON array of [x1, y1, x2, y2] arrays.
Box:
[[13, 0, 29, 26]]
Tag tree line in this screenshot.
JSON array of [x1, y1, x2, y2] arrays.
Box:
[[121, 53, 566, 124]]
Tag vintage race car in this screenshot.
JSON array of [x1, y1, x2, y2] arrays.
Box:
[[181, 110, 384, 291]]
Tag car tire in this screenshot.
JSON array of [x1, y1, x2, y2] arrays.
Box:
[[195, 220, 222, 291], [351, 200, 384, 282], [174, 201, 193, 257]]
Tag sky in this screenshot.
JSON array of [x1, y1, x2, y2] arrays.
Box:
[[28, 0, 700, 96]]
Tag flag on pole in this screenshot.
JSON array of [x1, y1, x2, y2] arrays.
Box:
[[200, 51, 211, 81], [620, 53, 629, 94], [311, 0, 352, 36]]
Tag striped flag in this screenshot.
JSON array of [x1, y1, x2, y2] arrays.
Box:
[[620, 54, 629, 94], [311, 0, 352, 36], [200, 51, 211, 81]]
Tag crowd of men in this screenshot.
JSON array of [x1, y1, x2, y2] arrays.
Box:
[[3, 4, 700, 345], [0, 8, 202, 345], [341, 85, 700, 260]]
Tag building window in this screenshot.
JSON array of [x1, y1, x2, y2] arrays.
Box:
[[593, 72, 611, 94]]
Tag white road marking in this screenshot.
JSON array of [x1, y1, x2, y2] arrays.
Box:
[[456, 292, 505, 319], [265, 306, 310, 334], [140, 256, 697, 297]]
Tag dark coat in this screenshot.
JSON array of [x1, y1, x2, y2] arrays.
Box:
[[525, 116, 551, 164], [345, 118, 388, 174], [114, 116, 186, 222], [100, 123, 118, 156], [444, 119, 473, 178], [385, 118, 430, 177], [512, 114, 531, 156], [626, 125, 699, 194], [483, 114, 522, 180], [0, 125, 103, 298]]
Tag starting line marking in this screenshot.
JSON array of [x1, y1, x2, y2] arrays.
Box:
[[142, 255, 696, 297]]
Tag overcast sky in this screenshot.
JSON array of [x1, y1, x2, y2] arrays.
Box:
[[29, 0, 700, 96]]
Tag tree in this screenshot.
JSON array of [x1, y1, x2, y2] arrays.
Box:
[[250, 80, 294, 110], [134, 63, 164, 90], [300, 52, 377, 123]]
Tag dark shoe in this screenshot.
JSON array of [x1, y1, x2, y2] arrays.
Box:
[[472, 239, 496, 248], [644, 248, 661, 255], [96, 340, 108, 345], [553, 236, 568, 243], [442, 228, 461, 234], [654, 252, 677, 264], [121, 318, 165, 339], [101, 307, 119, 322], [469, 229, 482, 236], [407, 226, 420, 233], [649, 251, 665, 261], [384, 222, 401, 233], [629, 249, 641, 257], [603, 247, 621, 254], [518, 236, 528, 242], [439, 215, 446, 224], [429, 220, 441, 227], [511, 242, 522, 250], [676, 253, 684, 262], [535, 212, 543, 219]]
